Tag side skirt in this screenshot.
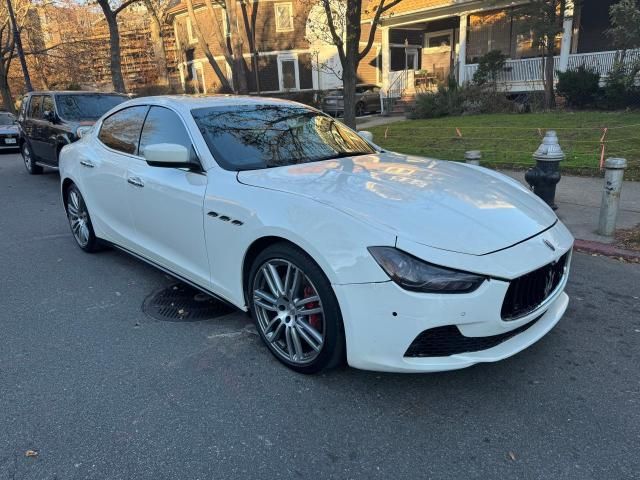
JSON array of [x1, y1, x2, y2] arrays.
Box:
[[107, 241, 246, 312]]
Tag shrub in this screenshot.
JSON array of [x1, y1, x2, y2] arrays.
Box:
[[473, 50, 508, 86], [410, 84, 463, 119], [556, 66, 601, 108], [410, 84, 514, 119], [602, 58, 640, 109]]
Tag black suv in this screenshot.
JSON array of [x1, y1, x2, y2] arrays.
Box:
[[18, 91, 128, 174]]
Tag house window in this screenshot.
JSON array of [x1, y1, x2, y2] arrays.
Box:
[[277, 54, 299, 91], [186, 17, 198, 44], [275, 3, 294, 33]]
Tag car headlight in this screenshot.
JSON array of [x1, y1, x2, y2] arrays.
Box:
[[368, 246, 486, 293]]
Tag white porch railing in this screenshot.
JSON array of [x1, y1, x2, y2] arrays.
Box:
[[463, 49, 640, 87]]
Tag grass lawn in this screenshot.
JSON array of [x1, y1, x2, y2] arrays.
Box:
[[368, 111, 640, 180]]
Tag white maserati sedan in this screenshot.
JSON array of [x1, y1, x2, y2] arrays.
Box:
[[59, 95, 573, 374]]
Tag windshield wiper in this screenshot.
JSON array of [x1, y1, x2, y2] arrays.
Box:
[[314, 151, 375, 161]]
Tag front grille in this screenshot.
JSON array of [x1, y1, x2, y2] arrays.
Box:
[[501, 252, 569, 321], [404, 314, 543, 358]]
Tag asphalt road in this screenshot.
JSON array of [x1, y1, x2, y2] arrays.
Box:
[[1, 152, 639, 480]]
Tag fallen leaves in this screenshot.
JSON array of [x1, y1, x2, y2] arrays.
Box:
[[508, 451, 516, 461], [25, 450, 38, 457]]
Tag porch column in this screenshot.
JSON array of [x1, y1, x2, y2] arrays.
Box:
[[381, 26, 390, 93], [558, 1, 575, 72], [458, 14, 468, 86]]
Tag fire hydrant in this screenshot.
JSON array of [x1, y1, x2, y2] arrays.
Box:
[[525, 130, 564, 210]]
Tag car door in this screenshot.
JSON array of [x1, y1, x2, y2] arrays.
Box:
[[126, 106, 210, 288], [25, 95, 46, 158], [40, 95, 58, 165], [83, 105, 148, 249]]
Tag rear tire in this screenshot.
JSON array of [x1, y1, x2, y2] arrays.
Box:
[[247, 243, 345, 374], [65, 184, 100, 253], [356, 102, 366, 117], [22, 142, 43, 175]]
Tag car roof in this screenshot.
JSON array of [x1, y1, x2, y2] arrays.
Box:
[[118, 94, 312, 112], [25, 91, 129, 96]]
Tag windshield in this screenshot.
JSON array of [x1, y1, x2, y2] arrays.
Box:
[[55, 94, 127, 121], [191, 104, 376, 171], [0, 113, 15, 126]]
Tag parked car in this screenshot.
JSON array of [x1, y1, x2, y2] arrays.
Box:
[[322, 84, 381, 117], [0, 112, 19, 151], [59, 96, 573, 374], [18, 91, 128, 174]]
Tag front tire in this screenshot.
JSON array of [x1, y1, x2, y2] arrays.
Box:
[[247, 243, 345, 374], [65, 184, 100, 252], [22, 142, 43, 175]]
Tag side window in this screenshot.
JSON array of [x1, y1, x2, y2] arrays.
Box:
[[42, 96, 54, 116], [98, 106, 148, 155], [372, 87, 380, 94], [139, 106, 195, 160], [29, 96, 43, 119]]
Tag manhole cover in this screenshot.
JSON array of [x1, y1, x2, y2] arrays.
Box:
[[143, 283, 235, 322]]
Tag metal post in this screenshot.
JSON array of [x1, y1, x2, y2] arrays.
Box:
[[598, 157, 627, 237], [464, 150, 481, 165]]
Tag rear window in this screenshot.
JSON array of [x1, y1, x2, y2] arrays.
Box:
[[55, 94, 127, 122]]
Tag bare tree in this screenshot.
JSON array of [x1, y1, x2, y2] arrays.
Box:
[[185, 0, 232, 91], [319, 0, 403, 128], [0, 17, 15, 112], [95, 0, 140, 93], [143, 0, 170, 85]]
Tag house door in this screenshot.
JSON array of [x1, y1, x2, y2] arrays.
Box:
[[422, 30, 454, 82]]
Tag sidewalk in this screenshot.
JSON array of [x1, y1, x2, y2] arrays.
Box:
[[356, 114, 406, 130], [501, 170, 640, 245]]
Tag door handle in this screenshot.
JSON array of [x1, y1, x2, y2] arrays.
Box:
[[80, 160, 94, 168], [127, 176, 144, 188]]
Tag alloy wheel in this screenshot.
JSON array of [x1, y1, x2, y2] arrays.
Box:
[[252, 259, 325, 365], [67, 189, 91, 247], [22, 144, 31, 169]]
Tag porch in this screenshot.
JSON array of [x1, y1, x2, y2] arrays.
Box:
[[378, 0, 625, 107]]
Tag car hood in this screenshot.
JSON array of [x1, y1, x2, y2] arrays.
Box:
[[237, 153, 557, 255]]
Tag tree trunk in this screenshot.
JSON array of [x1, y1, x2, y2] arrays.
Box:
[[145, 1, 169, 86], [186, 0, 232, 92], [226, 0, 248, 94], [543, 44, 556, 109], [0, 65, 15, 114], [341, 1, 363, 129], [6, 0, 32, 92], [96, 1, 127, 93]]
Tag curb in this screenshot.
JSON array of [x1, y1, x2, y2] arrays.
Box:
[[574, 239, 640, 262]]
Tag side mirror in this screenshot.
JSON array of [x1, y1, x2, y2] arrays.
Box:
[[358, 130, 373, 142], [43, 110, 56, 122], [143, 143, 194, 169]]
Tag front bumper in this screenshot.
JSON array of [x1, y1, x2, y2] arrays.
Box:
[[334, 223, 573, 373]]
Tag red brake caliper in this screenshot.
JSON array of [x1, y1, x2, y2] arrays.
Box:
[[303, 286, 321, 330]]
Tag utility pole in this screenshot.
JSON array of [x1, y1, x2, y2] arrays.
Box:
[[6, 0, 32, 92]]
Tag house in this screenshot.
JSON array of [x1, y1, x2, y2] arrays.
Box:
[[166, 0, 383, 97], [365, 0, 640, 110], [165, 0, 639, 109]]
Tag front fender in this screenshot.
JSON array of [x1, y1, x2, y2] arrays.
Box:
[[203, 175, 395, 308]]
